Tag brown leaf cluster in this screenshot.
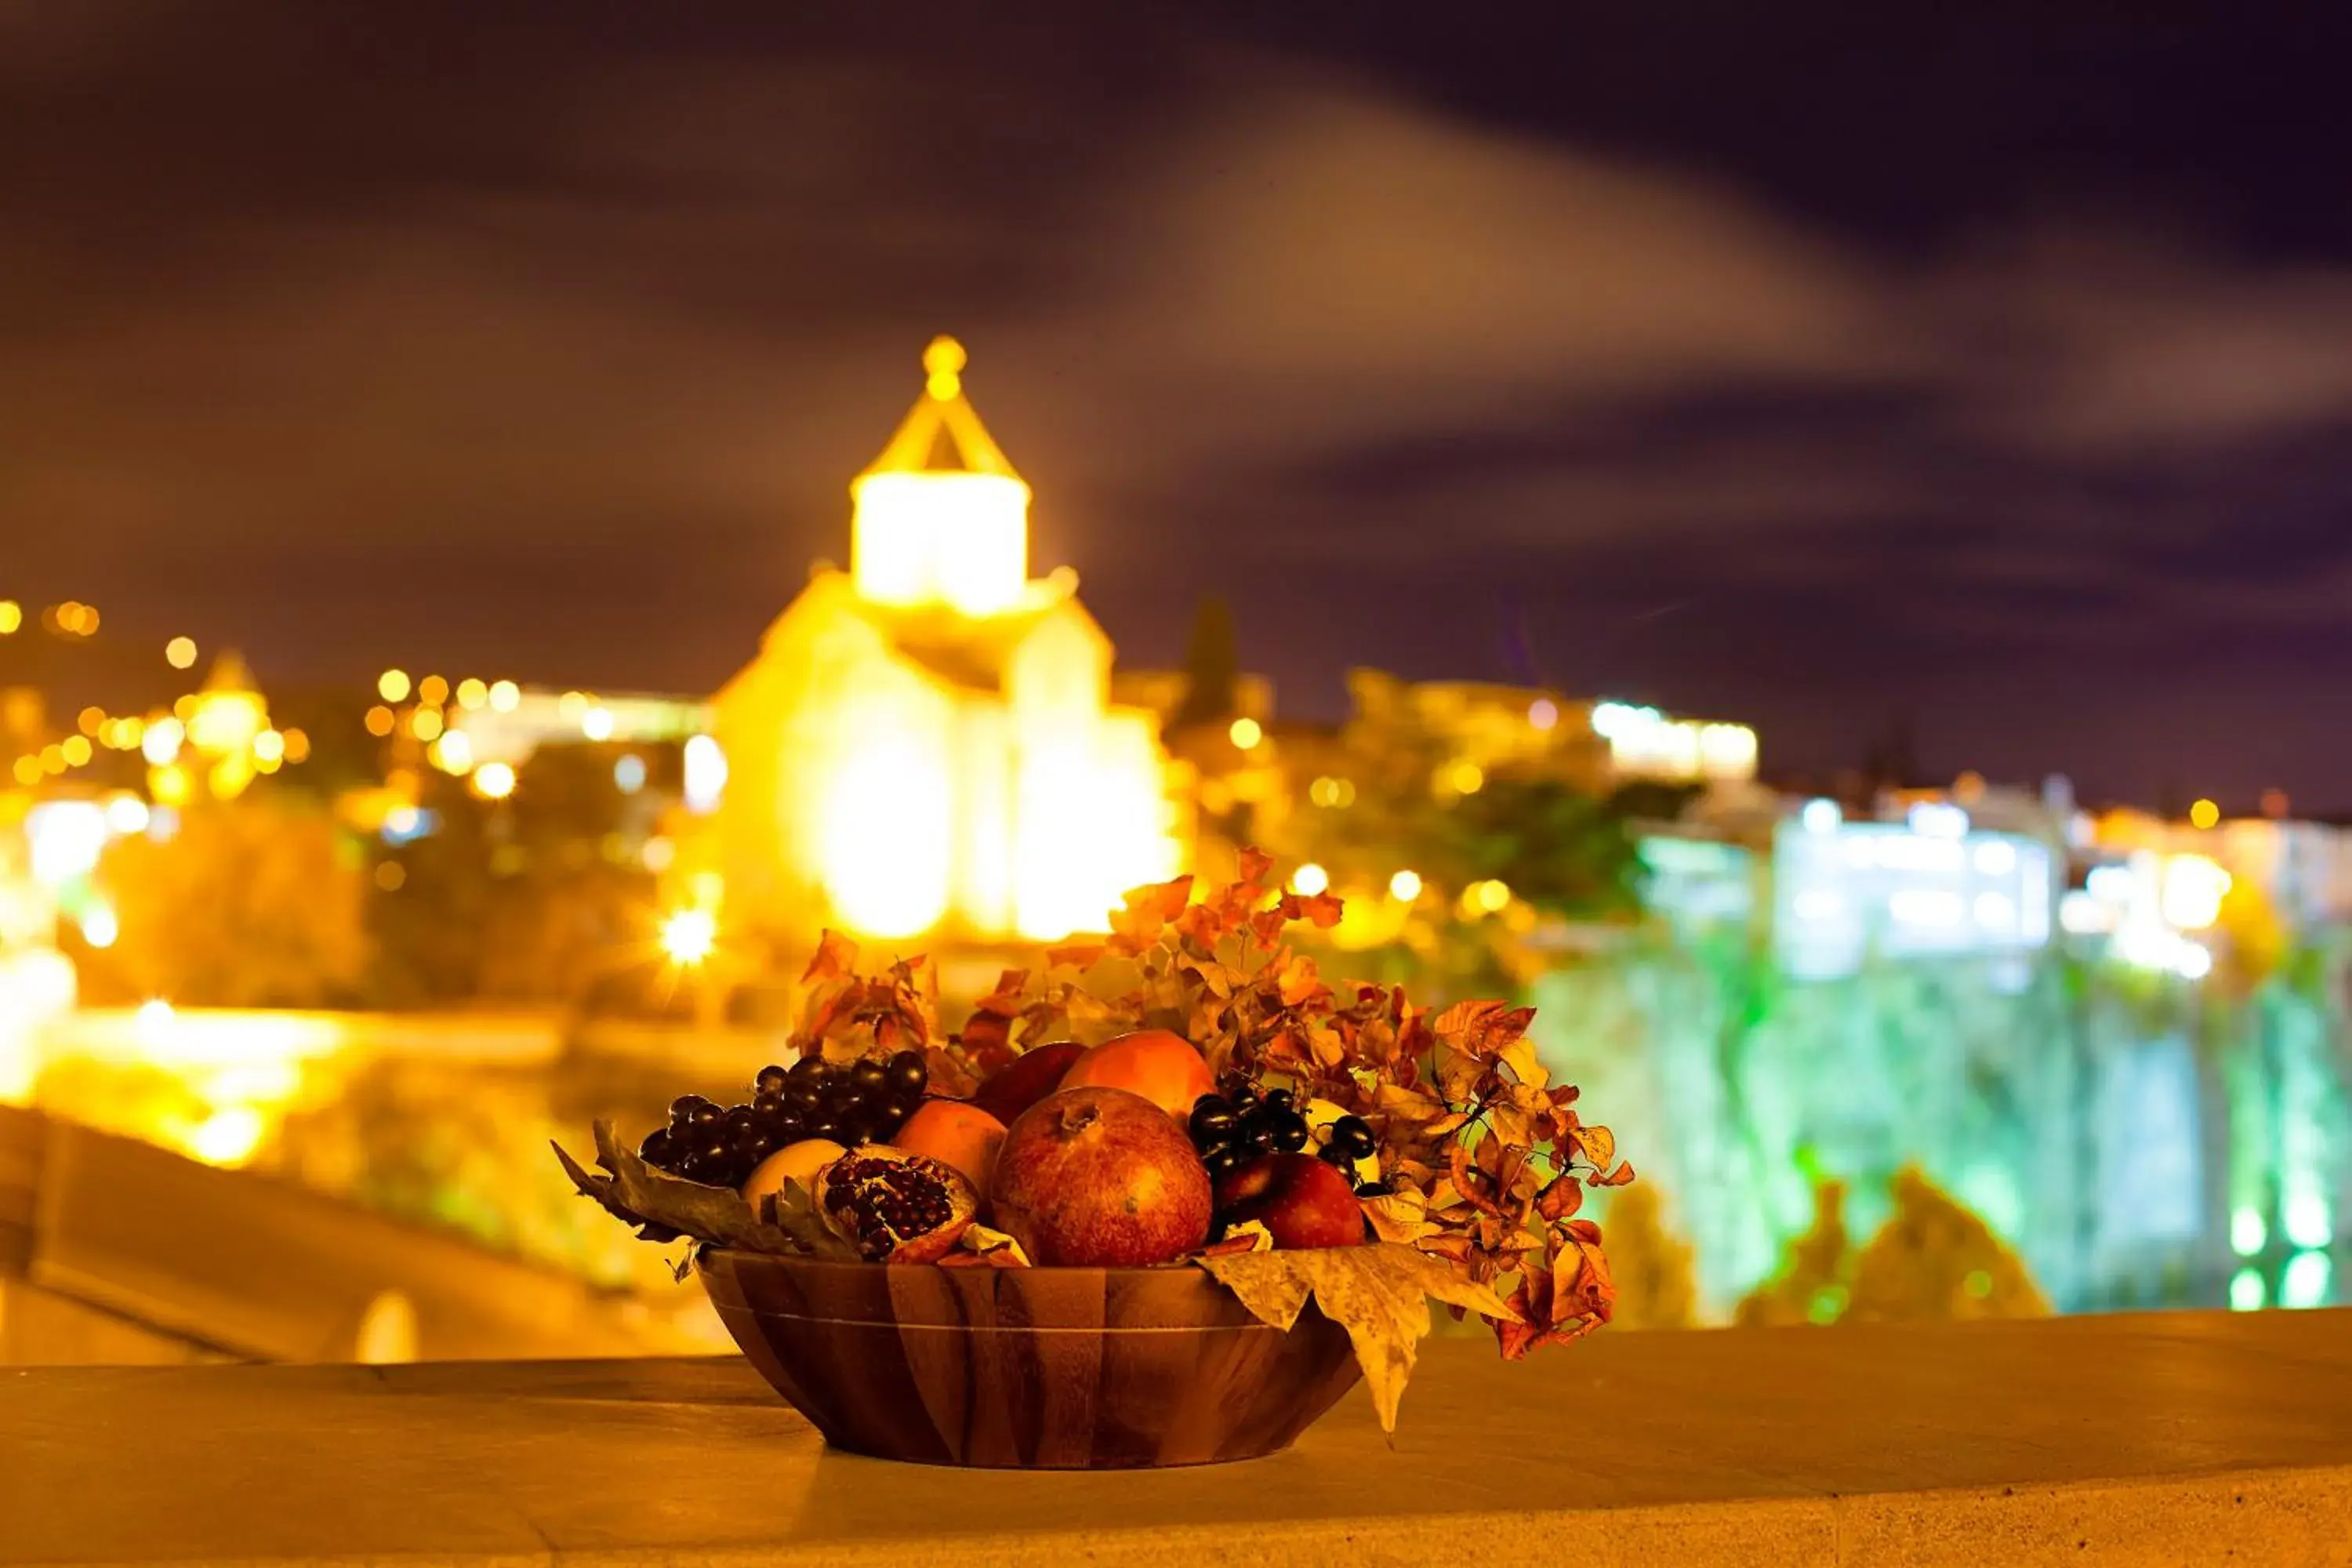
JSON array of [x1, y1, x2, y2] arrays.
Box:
[[790, 931, 982, 1097], [935, 848, 1635, 1359]]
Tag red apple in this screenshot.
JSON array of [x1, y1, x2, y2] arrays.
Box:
[[893, 1100, 1007, 1197], [992, 1086, 1212, 1267], [969, 1040, 1087, 1127], [1214, 1153, 1364, 1250], [1057, 1029, 1216, 1123]]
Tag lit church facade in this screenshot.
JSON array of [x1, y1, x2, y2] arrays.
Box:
[[710, 339, 1184, 942]]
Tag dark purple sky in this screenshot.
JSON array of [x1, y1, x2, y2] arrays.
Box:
[[5, 2, 2351, 808]]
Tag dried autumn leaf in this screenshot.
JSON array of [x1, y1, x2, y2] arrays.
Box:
[[554, 1121, 823, 1256], [948, 1223, 1033, 1268], [1198, 1243, 1519, 1436]]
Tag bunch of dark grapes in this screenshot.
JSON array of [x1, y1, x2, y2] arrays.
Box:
[[637, 1050, 929, 1189], [1187, 1083, 1387, 1197]]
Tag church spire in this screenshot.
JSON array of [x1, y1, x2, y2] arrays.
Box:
[[859, 336, 1022, 481]]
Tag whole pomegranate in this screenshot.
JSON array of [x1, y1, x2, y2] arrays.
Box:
[[1058, 1029, 1216, 1122], [816, 1146, 978, 1263], [992, 1086, 1212, 1267]]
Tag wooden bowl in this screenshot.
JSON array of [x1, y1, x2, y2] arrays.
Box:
[[696, 1249, 1363, 1468]]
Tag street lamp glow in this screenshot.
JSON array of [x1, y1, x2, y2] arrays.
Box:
[[378, 669, 412, 702], [488, 679, 521, 712], [2189, 798, 2220, 829], [165, 636, 198, 670], [661, 908, 717, 966], [1388, 868, 1423, 902], [1291, 862, 1330, 896], [473, 761, 517, 800], [581, 706, 615, 741], [1228, 717, 1262, 750]]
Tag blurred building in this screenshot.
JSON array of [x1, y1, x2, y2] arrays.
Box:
[[706, 338, 1184, 942]]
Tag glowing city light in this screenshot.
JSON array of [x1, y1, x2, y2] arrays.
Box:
[[378, 669, 412, 702], [418, 675, 449, 706], [1801, 798, 1842, 834], [641, 836, 676, 873], [28, 802, 110, 885], [1527, 698, 1559, 730], [143, 717, 185, 766], [1907, 801, 1969, 838], [456, 677, 488, 710], [2230, 1206, 2267, 1258], [282, 728, 310, 763], [252, 729, 285, 764], [2227, 1267, 2266, 1312], [2281, 1251, 2333, 1310], [1446, 760, 1486, 795], [80, 902, 119, 949], [1388, 869, 1423, 902], [1291, 862, 1330, 896], [2188, 797, 2220, 829], [2160, 855, 2230, 931], [365, 705, 396, 737], [473, 762, 517, 800], [2284, 1193, 2333, 1251], [431, 730, 473, 774], [165, 636, 198, 670], [580, 706, 615, 741], [614, 753, 646, 793], [488, 679, 521, 712], [103, 793, 150, 836], [189, 1106, 265, 1167], [1474, 878, 1512, 913], [1228, 717, 1263, 750], [0, 600, 18, 633], [660, 908, 717, 966], [682, 735, 727, 814]]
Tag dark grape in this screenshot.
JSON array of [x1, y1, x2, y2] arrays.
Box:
[[638, 1127, 678, 1169], [723, 1103, 758, 1132], [804, 1116, 844, 1144], [753, 1091, 784, 1116], [849, 1058, 891, 1098], [764, 1109, 806, 1144], [1203, 1146, 1241, 1179], [754, 1064, 789, 1096], [1355, 1178, 1392, 1198], [669, 1094, 717, 1127], [1239, 1121, 1276, 1156], [1226, 1084, 1260, 1114], [822, 1080, 863, 1117], [1266, 1109, 1309, 1152], [787, 1056, 837, 1090], [1189, 1098, 1236, 1145], [1330, 1116, 1377, 1159], [885, 1050, 928, 1098], [868, 1102, 911, 1142], [695, 1139, 732, 1178], [1317, 1139, 1356, 1167], [785, 1079, 825, 1112], [687, 1103, 725, 1131], [738, 1129, 780, 1166], [1261, 1087, 1294, 1112]]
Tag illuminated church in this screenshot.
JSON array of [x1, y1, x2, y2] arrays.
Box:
[[710, 338, 1184, 942]]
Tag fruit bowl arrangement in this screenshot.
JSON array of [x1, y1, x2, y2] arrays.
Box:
[[557, 851, 1632, 1468]]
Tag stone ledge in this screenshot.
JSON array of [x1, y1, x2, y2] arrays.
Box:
[[3, 1308, 2349, 1568]]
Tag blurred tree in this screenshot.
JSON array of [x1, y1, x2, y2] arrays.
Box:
[[1736, 1178, 1853, 1327], [1846, 1165, 2052, 1322], [1172, 595, 1239, 731], [1598, 1182, 1700, 1330], [93, 791, 370, 1006]]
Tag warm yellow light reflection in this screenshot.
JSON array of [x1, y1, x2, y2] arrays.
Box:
[[0, 601, 18, 634], [282, 728, 310, 763], [189, 1106, 265, 1167], [2189, 798, 2220, 829], [409, 707, 444, 742], [165, 636, 198, 670], [1229, 717, 1263, 750], [1292, 862, 1330, 896], [365, 705, 396, 737], [580, 706, 615, 741], [60, 736, 92, 768], [418, 674, 449, 706], [78, 706, 106, 735], [1389, 868, 1423, 902], [252, 729, 285, 764], [473, 761, 517, 800], [431, 730, 473, 774], [378, 669, 411, 702], [488, 679, 521, 712], [660, 907, 717, 965], [455, 677, 488, 710]]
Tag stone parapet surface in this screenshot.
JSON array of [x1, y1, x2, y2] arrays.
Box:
[[4, 1308, 2349, 1567]]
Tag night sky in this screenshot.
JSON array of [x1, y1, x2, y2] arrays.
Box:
[[7, 2, 2352, 808]]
